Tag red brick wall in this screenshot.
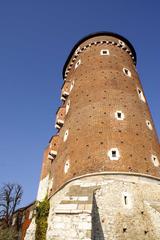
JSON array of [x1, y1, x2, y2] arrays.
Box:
[[49, 34, 160, 194]]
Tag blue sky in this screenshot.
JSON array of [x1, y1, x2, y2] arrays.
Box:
[[0, 1, 159, 207]]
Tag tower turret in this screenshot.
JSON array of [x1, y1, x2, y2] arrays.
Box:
[[33, 32, 160, 240], [50, 32, 160, 194]]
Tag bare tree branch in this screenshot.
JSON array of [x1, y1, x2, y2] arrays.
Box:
[[0, 183, 23, 227]]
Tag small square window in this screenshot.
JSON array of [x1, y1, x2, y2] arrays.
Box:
[[117, 112, 121, 118], [100, 49, 110, 56], [115, 111, 125, 120], [108, 148, 120, 160]]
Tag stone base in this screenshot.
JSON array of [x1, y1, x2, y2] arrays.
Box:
[[47, 174, 160, 240]]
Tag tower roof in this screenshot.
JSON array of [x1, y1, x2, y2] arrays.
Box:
[[63, 32, 137, 79]]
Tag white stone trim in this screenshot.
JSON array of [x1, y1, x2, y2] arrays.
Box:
[[64, 40, 135, 80]]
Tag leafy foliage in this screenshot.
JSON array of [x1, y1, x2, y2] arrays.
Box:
[[0, 227, 18, 240], [35, 198, 50, 240]]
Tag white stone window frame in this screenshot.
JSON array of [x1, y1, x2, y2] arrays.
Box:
[[151, 154, 159, 167], [115, 111, 125, 121], [108, 148, 120, 160], [64, 160, 70, 174], [137, 87, 146, 103], [63, 129, 69, 142], [100, 49, 110, 56], [66, 99, 70, 115], [123, 67, 131, 78], [75, 59, 81, 69], [146, 120, 153, 130]]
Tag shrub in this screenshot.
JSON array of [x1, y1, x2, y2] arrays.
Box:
[[35, 198, 50, 240]]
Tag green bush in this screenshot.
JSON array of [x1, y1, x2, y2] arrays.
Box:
[[35, 198, 50, 240], [0, 227, 18, 240]]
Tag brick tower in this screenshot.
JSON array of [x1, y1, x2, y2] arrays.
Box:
[[29, 32, 160, 240]]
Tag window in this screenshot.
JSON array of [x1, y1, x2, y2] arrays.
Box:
[[122, 192, 132, 209], [108, 148, 120, 160], [146, 120, 152, 130], [123, 68, 131, 77], [63, 130, 69, 142], [100, 49, 110, 55], [115, 111, 125, 120], [66, 100, 70, 114], [50, 150, 57, 157], [70, 81, 74, 92], [137, 88, 146, 102], [112, 150, 116, 157], [151, 154, 159, 167], [75, 59, 81, 69], [64, 160, 70, 174]]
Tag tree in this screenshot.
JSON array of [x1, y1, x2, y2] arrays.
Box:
[[0, 183, 23, 227]]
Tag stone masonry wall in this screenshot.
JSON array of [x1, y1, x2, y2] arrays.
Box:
[[47, 174, 160, 240]]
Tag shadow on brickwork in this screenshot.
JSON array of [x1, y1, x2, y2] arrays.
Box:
[[91, 193, 105, 240]]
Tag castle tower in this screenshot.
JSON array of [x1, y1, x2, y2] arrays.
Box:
[[38, 32, 160, 240]]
